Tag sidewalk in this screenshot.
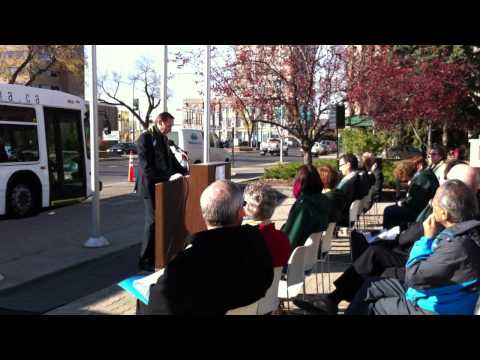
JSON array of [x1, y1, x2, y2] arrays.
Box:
[[47, 190, 393, 315]]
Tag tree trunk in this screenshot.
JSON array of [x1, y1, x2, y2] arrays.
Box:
[[302, 143, 312, 165], [442, 120, 448, 147]]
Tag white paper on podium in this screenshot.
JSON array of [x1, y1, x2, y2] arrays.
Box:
[[215, 165, 225, 180]]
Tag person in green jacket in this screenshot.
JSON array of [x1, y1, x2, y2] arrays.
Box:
[[281, 165, 330, 249], [383, 155, 439, 230]]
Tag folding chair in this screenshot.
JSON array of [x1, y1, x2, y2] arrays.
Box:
[[348, 200, 362, 261], [277, 245, 307, 311], [303, 233, 323, 295], [226, 301, 259, 315], [257, 267, 283, 315], [318, 222, 336, 293]]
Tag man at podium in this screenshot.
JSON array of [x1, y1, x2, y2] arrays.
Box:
[[136, 112, 188, 271]]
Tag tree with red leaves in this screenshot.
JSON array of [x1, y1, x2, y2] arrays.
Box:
[[347, 45, 474, 151]]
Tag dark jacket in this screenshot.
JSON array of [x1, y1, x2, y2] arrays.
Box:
[[401, 168, 439, 218], [136, 127, 187, 199], [148, 225, 274, 315], [370, 164, 384, 202], [405, 220, 480, 314], [281, 191, 330, 249], [324, 189, 347, 224]]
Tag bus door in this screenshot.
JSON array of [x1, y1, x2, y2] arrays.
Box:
[[44, 107, 86, 203]]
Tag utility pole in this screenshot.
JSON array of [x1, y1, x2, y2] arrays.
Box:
[[84, 45, 109, 248]]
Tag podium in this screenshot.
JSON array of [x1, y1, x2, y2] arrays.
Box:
[[154, 162, 231, 269]]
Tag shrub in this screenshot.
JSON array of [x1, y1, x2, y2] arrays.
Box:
[[263, 158, 399, 189], [263, 159, 338, 180]]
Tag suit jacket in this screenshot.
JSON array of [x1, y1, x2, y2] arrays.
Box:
[[401, 168, 439, 218], [136, 127, 187, 199], [147, 225, 274, 315]]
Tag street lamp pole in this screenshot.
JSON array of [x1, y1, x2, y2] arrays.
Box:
[[162, 45, 168, 112], [203, 45, 211, 163], [84, 45, 109, 248]]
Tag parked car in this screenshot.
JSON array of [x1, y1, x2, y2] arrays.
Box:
[[320, 140, 337, 153], [311, 142, 328, 156], [106, 143, 137, 155], [382, 145, 422, 159], [260, 138, 289, 156]]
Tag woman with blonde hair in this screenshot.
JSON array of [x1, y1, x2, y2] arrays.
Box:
[[244, 182, 292, 267]]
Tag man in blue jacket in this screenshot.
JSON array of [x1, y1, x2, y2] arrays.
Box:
[[346, 179, 480, 315]]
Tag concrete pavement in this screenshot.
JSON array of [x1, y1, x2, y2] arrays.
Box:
[[47, 189, 393, 315]]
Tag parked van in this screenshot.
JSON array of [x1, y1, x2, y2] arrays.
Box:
[[167, 128, 231, 168]]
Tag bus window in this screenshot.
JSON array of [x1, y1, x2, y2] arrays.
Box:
[[0, 124, 39, 162], [0, 105, 38, 162], [0, 105, 36, 123]]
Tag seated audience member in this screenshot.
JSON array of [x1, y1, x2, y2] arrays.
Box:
[[281, 165, 330, 249], [370, 157, 384, 205], [383, 155, 439, 230], [317, 164, 346, 224], [243, 182, 292, 267], [336, 153, 365, 226], [293, 162, 479, 315], [144, 180, 274, 315], [346, 179, 480, 315], [428, 143, 447, 182], [448, 148, 461, 161]]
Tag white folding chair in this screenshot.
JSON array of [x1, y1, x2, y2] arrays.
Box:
[[257, 267, 283, 315], [318, 222, 336, 293], [226, 301, 259, 315], [349, 200, 362, 230], [277, 245, 307, 311], [475, 295, 480, 315], [303, 233, 323, 295], [348, 200, 363, 261]]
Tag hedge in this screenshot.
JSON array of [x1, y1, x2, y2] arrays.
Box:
[[263, 159, 399, 189]]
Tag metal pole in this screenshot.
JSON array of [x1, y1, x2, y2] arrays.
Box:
[[163, 45, 168, 112], [84, 45, 109, 247], [132, 79, 135, 141], [203, 45, 211, 163]]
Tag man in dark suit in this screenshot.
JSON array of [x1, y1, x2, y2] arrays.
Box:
[[136, 112, 188, 271]]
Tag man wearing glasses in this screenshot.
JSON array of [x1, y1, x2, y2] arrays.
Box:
[[337, 153, 365, 226], [428, 143, 447, 182]]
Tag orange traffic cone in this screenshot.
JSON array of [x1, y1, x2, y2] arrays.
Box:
[[128, 151, 136, 182]]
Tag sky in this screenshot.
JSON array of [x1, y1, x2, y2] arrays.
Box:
[[86, 45, 204, 125]]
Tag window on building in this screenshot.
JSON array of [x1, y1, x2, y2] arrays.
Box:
[[50, 71, 59, 78]]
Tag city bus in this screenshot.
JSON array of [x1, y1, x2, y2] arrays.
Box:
[[0, 84, 91, 217]]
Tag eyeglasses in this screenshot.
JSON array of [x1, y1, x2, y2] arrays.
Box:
[[339, 162, 346, 167]]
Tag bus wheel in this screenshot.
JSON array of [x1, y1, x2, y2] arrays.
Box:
[[7, 182, 38, 218]]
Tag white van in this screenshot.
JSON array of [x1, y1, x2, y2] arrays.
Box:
[[167, 128, 231, 168]]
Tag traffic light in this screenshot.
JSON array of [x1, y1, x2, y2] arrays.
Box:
[[336, 104, 345, 129], [133, 98, 139, 111]]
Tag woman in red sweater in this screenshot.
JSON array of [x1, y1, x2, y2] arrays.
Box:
[[243, 182, 292, 267]]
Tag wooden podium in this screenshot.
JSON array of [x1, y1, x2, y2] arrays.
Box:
[[154, 162, 231, 269]]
